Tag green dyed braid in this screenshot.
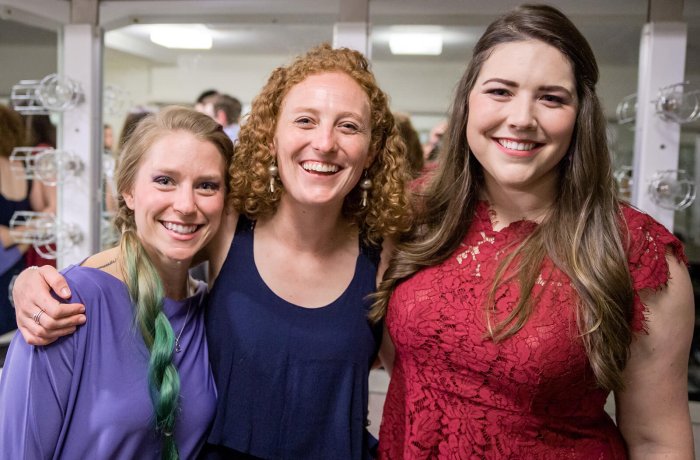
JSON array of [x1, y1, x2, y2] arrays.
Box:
[[120, 229, 180, 460]]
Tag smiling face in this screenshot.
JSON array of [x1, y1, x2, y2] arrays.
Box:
[[272, 72, 373, 211], [122, 130, 226, 269], [466, 39, 578, 198]]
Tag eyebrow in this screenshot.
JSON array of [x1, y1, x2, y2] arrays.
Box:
[[151, 169, 223, 181], [482, 78, 574, 97], [337, 111, 366, 121], [196, 174, 225, 182], [293, 107, 366, 120]]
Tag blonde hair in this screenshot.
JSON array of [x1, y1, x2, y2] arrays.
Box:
[[113, 106, 232, 458], [229, 43, 412, 244]]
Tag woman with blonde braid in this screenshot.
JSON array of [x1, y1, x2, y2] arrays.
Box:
[[0, 107, 232, 459]]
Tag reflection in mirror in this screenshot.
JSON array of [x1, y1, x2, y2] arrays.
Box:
[[0, 19, 58, 349]]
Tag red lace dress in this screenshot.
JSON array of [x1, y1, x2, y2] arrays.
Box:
[[379, 202, 686, 459]]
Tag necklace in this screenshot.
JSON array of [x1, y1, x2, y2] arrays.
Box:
[[174, 302, 192, 353]]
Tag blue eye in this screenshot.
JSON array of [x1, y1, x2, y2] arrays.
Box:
[[295, 117, 313, 126], [154, 176, 173, 186]]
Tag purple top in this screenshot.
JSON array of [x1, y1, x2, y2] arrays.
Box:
[[0, 265, 217, 459]]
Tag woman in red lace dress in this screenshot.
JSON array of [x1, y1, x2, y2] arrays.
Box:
[[372, 4, 695, 459]]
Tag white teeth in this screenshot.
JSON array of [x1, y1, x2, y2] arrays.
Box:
[[498, 139, 536, 151], [163, 222, 197, 234], [302, 161, 339, 173]]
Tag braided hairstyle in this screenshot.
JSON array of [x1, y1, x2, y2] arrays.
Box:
[[113, 106, 232, 458]]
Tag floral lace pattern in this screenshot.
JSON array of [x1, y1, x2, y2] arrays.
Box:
[[379, 203, 685, 459]]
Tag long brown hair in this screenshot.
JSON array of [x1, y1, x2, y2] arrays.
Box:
[[372, 4, 634, 392], [0, 105, 25, 158]]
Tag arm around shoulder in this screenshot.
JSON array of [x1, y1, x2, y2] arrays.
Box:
[[13, 264, 86, 346], [616, 253, 695, 459]]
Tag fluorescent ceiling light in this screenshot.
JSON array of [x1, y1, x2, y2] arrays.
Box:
[[390, 32, 442, 55], [150, 25, 212, 50]]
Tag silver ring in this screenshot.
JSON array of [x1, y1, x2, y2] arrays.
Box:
[[32, 309, 45, 326], [28, 266, 39, 271]]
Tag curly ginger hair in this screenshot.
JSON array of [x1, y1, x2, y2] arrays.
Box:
[[229, 43, 412, 244]]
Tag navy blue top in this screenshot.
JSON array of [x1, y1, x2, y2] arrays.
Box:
[[0, 180, 33, 334], [0, 180, 32, 226], [204, 216, 381, 459]]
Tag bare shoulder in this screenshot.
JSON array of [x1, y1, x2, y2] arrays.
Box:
[[617, 252, 695, 457], [207, 210, 239, 284], [637, 253, 694, 348], [81, 247, 122, 280]]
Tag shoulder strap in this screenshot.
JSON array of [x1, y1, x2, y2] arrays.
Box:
[[235, 214, 255, 235], [360, 236, 382, 269]]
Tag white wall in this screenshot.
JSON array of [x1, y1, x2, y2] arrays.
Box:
[[5, 39, 689, 163], [103, 48, 153, 137], [102, 53, 646, 139], [1, 42, 652, 139], [0, 44, 57, 98], [148, 54, 289, 106]]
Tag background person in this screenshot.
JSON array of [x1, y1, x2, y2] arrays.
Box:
[[212, 93, 243, 142], [392, 112, 424, 180], [22, 113, 58, 268], [0, 106, 55, 335], [103, 123, 114, 154], [194, 89, 219, 119], [422, 119, 446, 163]]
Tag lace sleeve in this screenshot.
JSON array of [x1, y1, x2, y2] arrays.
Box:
[[622, 206, 688, 332]]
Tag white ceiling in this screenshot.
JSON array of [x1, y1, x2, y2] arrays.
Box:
[[1, 0, 698, 71], [1, 0, 699, 128], [95, 0, 699, 71]]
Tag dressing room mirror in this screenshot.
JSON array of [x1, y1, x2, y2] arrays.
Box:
[[0, 18, 59, 258]]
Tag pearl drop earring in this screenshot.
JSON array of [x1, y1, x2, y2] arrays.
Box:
[[360, 171, 372, 208], [268, 162, 278, 193]]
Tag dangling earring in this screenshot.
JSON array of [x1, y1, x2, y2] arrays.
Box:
[[360, 170, 372, 208], [268, 160, 278, 193]]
